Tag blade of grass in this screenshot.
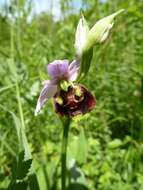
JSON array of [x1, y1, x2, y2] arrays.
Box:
[[9, 1, 40, 189]]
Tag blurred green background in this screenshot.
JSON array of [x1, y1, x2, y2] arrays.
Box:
[[0, 0, 143, 189]]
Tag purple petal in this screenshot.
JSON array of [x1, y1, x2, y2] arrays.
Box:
[[68, 60, 80, 81], [35, 80, 57, 115], [48, 60, 69, 79]]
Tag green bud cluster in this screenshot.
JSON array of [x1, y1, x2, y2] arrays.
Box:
[[75, 9, 124, 81]]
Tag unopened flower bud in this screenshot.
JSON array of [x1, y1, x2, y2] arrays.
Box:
[[75, 14, 89, 57], [84, 9, 124, 51]]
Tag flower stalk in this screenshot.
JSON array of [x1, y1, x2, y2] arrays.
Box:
[[61, 117, 71, 190]]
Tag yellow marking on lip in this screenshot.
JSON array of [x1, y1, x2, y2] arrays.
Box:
[[55, 96, 63, 105]]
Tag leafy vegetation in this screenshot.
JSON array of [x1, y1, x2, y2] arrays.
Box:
[[0, 0, 143, 189]]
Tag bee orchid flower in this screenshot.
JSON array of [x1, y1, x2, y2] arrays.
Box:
[[35, 59, 95, 117], [35, 10, 124, 117]]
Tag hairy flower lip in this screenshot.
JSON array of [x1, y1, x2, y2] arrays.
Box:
[[54, 84, 96, 117]]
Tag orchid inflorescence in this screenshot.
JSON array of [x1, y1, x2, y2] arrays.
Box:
[[35, 10, 124, 117]]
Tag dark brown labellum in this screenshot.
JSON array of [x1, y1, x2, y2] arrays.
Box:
[[54, 84, 96, 117]]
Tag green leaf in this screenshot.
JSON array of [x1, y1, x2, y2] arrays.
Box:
[[0, 173, 5, 182], [11, 151, 32, 181], [0, 105, 31, 159], [76, 128, 88, 164], [68, 183, 89, 190], [108, 139, 122, 149], [7, 58, 17, 81], [0, 105, 21, 146], [69, 164, 87, 188], [28, 173, 41, 190], [8, 181, 28, 190], [16, 151, 32, 180]]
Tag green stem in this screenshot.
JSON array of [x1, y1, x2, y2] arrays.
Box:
[[61, 118, 71, 190]]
